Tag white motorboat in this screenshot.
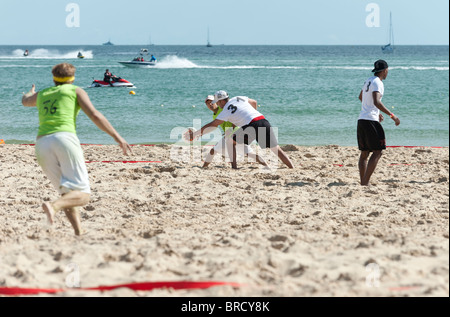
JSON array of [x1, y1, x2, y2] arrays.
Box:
[[118, 49, 157, 68]]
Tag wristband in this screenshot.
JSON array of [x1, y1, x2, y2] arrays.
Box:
[[390, 113, 395, 118]]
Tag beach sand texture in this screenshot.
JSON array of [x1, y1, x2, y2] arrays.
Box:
[[0, 144, 448, 297]]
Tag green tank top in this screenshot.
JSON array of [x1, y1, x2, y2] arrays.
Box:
[[37, 84, 80, 136], [213, 107, 234, 133]]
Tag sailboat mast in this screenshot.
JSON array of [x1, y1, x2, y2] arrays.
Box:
[[207, 27, 212, 47], [390, 12, 394, 47]]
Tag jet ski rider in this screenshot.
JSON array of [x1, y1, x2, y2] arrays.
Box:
[[104, 69, 116, 87]]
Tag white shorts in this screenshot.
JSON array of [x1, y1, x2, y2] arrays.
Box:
[[35, 132, 91, 194], [214, 137, 253, 156], [214, 131, 254, 158]]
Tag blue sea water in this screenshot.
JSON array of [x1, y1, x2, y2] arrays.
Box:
[[0, 45, 448, 146]]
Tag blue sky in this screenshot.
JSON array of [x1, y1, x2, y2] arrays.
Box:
[[0, 0, 448, 45]]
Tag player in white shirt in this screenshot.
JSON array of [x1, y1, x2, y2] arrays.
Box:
[[202, 95, 267, 168], [188, 91, 294, 169], [357, 60, 400, 186]]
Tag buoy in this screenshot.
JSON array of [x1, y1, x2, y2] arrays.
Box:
[[161, 104, 164, 107], [192, 105, 196, 108], [0, 139, 5, 145], [129, 91, 136, 95]]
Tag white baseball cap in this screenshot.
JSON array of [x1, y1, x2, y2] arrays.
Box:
[[206, 95, 214, 101], [211, 90, 229, 105]]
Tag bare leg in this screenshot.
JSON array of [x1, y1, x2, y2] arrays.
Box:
[[247, 152, 268, 167], [42, 191, 90, 235], [64, 208, 84, 236], [51, 191, 90, 212], [359, 151, 370, 184], [203, 148, 216, 168], [271, 146, 294, 169], [361, 150, 383, 186], [231, 141, 238, 169]]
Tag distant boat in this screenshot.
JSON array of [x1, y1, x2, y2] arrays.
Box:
[[149, 36, 155, 46], [381, 12, 394, 54], [206, 27, 212, 47], [103, 40, 114, 46]]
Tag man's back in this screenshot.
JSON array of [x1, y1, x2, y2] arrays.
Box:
[[217, 96, 263, 127]]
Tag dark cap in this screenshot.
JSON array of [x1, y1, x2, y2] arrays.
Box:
[[372, 60, 389, 73]]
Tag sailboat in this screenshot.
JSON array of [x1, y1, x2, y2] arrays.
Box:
[[206, 27, 212, 48], [381, 12, 394, 54], [149, 35, 155, 46]]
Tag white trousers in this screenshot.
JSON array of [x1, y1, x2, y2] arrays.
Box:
[[35, 132, 91, 194]]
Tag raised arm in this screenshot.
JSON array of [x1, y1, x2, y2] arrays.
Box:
[[22, 85, 38, 107], [76, 87, 132, 155], [373, 91, 400, 126]]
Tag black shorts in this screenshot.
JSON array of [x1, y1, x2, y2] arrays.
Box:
[[357, 119, 386, 152], [233, 119, 278, 149]]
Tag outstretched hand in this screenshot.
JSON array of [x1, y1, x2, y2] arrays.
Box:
[[23, 84, 36, 97], [117, 138, 133, 156]]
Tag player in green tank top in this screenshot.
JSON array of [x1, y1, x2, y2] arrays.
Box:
[[22, 63, 132, 236], [37, 84, 81, 136]]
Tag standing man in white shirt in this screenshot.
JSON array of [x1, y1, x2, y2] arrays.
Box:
[[188, 91, 294, 170], [358, 60, 400, 186]]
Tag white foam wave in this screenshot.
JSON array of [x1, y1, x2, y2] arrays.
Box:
[[392, 66, 449, 71], [0, 49, 93, 59], [154, 55, 198, 69]]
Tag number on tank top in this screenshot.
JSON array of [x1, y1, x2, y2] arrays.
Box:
[[43, 100, 58, 116], [228, 104, 237, 114], [365, 81, 372, 92]]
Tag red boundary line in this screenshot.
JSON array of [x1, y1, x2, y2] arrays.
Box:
[[387, 146, 445, 149], [16, 144, 157, 147], [85, 161, 162, 164], [0, 281, 242, 296], [332, 163, 427, 167], [81, 144, 156, 147]]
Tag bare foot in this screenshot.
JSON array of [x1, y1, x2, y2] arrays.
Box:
[[42, 202, 55, 225]]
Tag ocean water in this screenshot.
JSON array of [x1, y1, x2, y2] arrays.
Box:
[[0, 45, 448, 146]]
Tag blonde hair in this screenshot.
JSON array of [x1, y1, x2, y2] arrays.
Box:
[[52, 63, 76, 84]]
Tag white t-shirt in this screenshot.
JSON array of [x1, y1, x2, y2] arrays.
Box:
[[359, 76, 384, 121], [216, 96, 263, 127]]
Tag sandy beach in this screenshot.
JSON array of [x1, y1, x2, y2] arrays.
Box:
[[0, 143, 448, 297]]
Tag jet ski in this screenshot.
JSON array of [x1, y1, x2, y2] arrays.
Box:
[[90, 77, 135, 88], [77, 52, 85, 59], [24, 50, 29, 57]]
